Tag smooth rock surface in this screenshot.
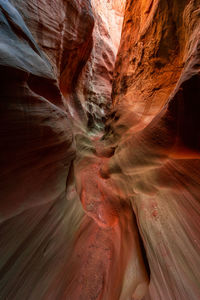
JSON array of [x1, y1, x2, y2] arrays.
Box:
[[1, 0, 200, 299], [0, 0, 75, 221], [0, 1, 132, 299], [77, 0, 125, 129], [0, 1, 80, 299], [103, 0, 200, 299], [11, 0, 94, 86]]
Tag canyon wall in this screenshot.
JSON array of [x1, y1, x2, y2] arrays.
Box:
[[0, 0, 89, 298], [11, 0, 95, 122], [11, 0, 124, 128], [103, 0, 200, 299], [1, 0, 200, 299], [77, 0, 125, 129], [0, 0, 130, 299]]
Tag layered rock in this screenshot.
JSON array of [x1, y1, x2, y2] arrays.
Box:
[[11, 0, 94, 82], [77, 0, 125, 129], [11, 0, 125, 128], [0, 0, 86, 298], [0, 0, 76, 221], [0, 0, 132, 300], [11, 0, 95, 121], [1, 0, 200, 299], [103, 0, 200, 299]]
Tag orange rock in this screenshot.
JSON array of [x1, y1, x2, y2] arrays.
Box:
[[107, 0, 200, 299]]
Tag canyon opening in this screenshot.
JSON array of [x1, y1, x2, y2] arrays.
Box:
[[0, 0, 200, 300]]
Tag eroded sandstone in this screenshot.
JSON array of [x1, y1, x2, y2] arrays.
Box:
[[1, 0, 200, 299], [103, 0, 200, 299]]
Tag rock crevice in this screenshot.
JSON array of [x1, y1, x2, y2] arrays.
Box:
[[1, 0, 200, 300]]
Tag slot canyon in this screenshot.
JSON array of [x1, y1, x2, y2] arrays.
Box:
[[0, 0, 200, 299]]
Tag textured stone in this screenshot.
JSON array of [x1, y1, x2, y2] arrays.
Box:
[[0, 1, 129, 299], [0, 1, 81, 298], [103, 0, 200, 299], [1, 0, 200, 299], [11, 0, 94, 89], [0, 0, 75, 221], [77, 0, 125, 129]]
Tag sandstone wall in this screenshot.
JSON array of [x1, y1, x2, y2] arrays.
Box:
[[76, 0, 125, 129], [0, 0, 90, 298], [0, 1, 129, 299], [103, 0, 200, 299], [1, 0, 200, 299]]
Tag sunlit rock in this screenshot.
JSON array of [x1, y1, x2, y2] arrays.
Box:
[[104, 0, 200, 299], [77, 0, 125, 129], [1, 0, 200, 299]]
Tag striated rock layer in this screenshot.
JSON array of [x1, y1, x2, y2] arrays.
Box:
[[11, 0, 95, 121], [77, 0, 125, 128], [0, 0, 75, 221], [103, 0, 200, 299], [1, 0, 200, 299], [0, 0, 86, 298], [0, 0, 132, 300]]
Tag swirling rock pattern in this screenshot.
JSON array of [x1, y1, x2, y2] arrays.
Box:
[[77, 0, 125, 128], [104, 0, 200, 299], [1, 0, 200, 299], [0, 0, 75, 221]]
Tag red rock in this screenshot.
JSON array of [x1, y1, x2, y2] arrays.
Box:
[[0, 0, 75, 221], [104, 0, 200, 299], [0, 1, 130, 299], [77, 0, 125, 128], [1, 0, 200, 299]]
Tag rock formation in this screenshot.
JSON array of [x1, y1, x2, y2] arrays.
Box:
[[0, 0, 200, 299], [77, 0, 125, 128], [104, 0, 200, 299]]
